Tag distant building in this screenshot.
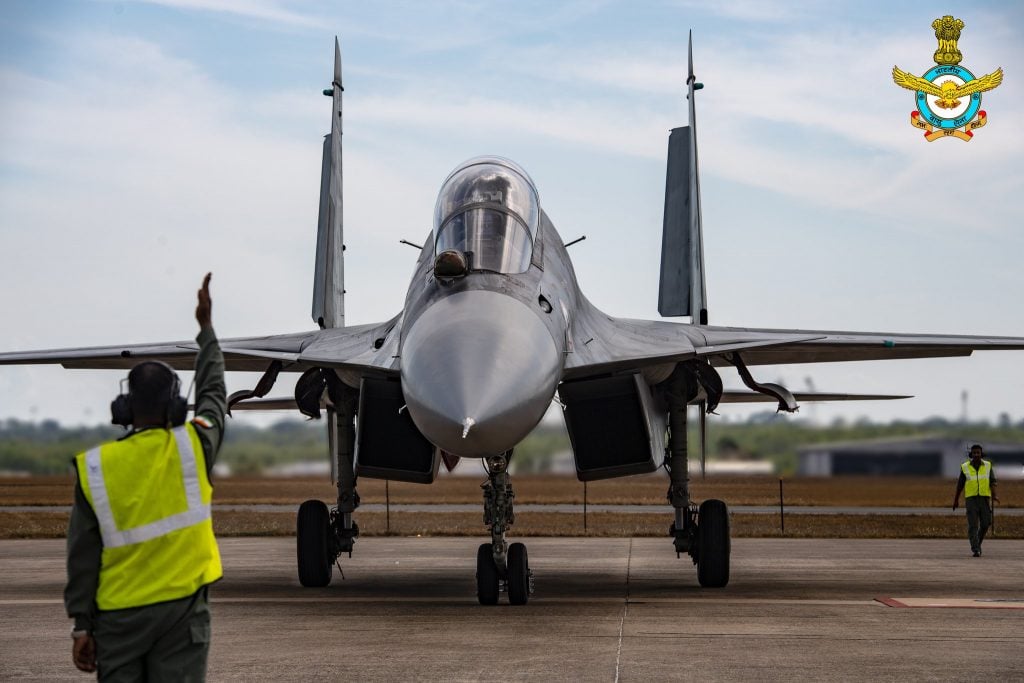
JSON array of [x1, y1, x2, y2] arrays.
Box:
[[798, 437, 1024, 478], [518, 449, 774, 477], [265, 460, 329, 477]]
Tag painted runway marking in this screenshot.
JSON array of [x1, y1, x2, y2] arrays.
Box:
[[613, 538, 633, 683], [877, 597, 1024, 609]]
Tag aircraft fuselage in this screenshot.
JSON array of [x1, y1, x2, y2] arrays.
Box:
[[399, 207, 578, 458]]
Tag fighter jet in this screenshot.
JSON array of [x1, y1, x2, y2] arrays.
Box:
[[3, 36, 1023, 605]]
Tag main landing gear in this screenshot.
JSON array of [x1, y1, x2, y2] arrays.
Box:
[[296, 499, 333, 587], [664, 366, 731, 588], [668, 498, 730, 588], [296, 377, 359, 588], [296, 498, 358, 588], [476, 454, 533, 605]]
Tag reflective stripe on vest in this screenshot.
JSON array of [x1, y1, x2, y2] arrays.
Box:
[[84, 426, 210, 548], [961, 460, 992, 498]]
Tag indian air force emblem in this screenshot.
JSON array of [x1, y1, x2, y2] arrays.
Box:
[[892, 15, 1003, 141]]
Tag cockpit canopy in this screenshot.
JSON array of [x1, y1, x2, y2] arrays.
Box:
[[433, 157, 540, 274]]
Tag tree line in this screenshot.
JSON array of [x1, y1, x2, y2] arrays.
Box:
[[2, 413, 1023, 476]]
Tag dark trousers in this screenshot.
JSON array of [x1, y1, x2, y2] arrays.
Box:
[[94, 586, 210, 682], [965, 496, 992, 552]]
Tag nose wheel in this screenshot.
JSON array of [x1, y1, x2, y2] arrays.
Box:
[[506, 542, 531, 605], [476, 543, 500, 605], [476, 542, 533, 605]]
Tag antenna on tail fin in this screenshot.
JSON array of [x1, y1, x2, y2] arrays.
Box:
[[658, 30, 708, 324], [312, 37, 346, 329]]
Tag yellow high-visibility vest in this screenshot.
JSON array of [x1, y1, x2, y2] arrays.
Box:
[[961, 460, 992, 498], [76, 423, 222, 611]]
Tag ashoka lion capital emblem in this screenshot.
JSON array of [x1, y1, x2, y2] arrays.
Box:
[[892, 15, 1003, 141]]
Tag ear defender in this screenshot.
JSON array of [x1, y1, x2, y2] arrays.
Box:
[[168, 392, 188, 427], [110, 393, 133, 428]]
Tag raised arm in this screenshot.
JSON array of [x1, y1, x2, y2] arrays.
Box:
[[191, 273, 227, 473]]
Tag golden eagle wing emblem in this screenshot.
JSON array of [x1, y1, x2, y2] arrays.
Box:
[[892, 65, 944, 97], [952, 67, 1003, 98]]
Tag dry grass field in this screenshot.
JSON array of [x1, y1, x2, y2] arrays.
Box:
[[4, 510, 1022, 541], [2, 474, 1019, 540], [5, 473, 1016, 507]]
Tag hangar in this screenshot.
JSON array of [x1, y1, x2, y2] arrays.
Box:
[[797, 437, 1024, 478]]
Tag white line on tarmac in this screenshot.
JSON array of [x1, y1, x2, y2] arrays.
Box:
[[613, 538, 633, 683]]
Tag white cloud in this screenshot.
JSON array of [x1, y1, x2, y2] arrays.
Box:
[[433, 24, 1022, 242], [121, 0, 321, 27], [669, 0, 814, 23], [354, 91, 673, 162]]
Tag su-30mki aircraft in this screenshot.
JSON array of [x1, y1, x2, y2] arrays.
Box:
[[3, 36, 1023, 605]]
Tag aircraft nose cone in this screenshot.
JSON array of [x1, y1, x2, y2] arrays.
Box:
[[400, 290, 562, 457]]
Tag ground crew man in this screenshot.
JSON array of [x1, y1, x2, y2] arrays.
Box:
[[66, 273, 227, 680], [952, 443, 999, 557]]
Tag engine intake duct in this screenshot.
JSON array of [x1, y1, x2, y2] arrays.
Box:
[[558, 373, 663, 481], [355, 377, 439, 484]]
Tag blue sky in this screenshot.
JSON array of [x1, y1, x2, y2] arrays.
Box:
[[1, 0, 1022, 426]]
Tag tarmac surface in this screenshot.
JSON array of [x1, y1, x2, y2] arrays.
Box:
[[2, 537, 1022, 681], [5, 503, 1022, 515]]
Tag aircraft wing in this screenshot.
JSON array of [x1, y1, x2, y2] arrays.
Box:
[[564, 311, 1024, 379], [697, 325, 1024, 366], [0, 315, 402, 375], [563, 309, 823, 379]]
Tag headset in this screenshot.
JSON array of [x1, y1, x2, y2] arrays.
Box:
[[110, 360, 188, 428]]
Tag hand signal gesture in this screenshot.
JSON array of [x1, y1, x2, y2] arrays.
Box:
[[196, 273, 213, 329]]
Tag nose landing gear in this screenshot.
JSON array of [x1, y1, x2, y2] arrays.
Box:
[[477, 454, 533, 605]]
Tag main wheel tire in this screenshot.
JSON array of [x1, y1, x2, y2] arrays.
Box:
[[697, 499, 730, 588], [476, 543, 499, 605], [507, 542, 530, 606], [297, 499, 333, 587]]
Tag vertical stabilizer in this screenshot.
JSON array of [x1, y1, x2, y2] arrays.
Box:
[[658, 31, 707, 324], [312, 38, 345, 329]]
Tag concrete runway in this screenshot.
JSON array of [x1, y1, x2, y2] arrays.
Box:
[[7, 504, 1021, 515], [2, 537, 1022, 681]]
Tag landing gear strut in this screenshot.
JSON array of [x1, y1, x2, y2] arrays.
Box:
[[296, 374, 360, 587], [477, 454, 533, 605], [664, 368, 730, 588]]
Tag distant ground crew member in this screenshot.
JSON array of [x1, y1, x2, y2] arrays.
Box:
[[66, 273, 227, 680], [952, 443, 999, 557]]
